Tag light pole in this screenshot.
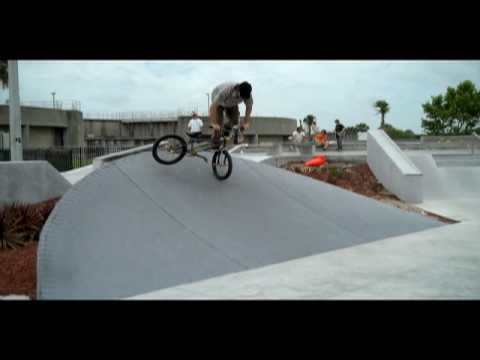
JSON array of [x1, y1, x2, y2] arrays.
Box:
[[206, 93, 210, 115], [8, 60, 23, 161], [51, 92, 56, 109]]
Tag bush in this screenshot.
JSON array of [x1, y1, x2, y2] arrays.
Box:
[[0, 198, 59, 250], [383, 123, 418, 140]]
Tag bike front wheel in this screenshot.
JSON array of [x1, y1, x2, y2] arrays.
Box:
[[212, 150, 233, 180], [152, 135, 187, 165]]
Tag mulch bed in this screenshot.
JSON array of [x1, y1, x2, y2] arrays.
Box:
[[0, 242, 38, 299], [283, 162, 458, 224], [0, 197, 60, 299]]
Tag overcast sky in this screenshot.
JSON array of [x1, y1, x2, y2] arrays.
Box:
[[1, 60, 479, 133]]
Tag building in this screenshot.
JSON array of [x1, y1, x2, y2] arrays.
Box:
[[0, 105, 84, 148], [85, 115, 297, 147], [0, 105, 297, 148]]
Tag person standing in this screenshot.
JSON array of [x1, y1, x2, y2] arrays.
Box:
[[187, 111, 204, 141], [289, 126, 306, 144], [334, 119, 346, 151]]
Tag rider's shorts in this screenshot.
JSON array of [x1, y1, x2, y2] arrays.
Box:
[[216, 105, 240, 129]]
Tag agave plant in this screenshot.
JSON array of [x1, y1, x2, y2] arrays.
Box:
[[0, 204, 27, 249], [0, 198, 59, 250]]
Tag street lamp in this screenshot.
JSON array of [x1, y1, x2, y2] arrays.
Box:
[[51, 92, 56, 109], [8, 60, 23, 161], [206, 93, 210, 115]]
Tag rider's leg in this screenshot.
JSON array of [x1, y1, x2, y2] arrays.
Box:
[[225, 106, 241, 143], [225, 106, 240, 130], [211, 107, 224, 148]]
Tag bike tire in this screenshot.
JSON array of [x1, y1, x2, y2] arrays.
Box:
[[212, 150, 233, 180], [152, 135, 187, 165]]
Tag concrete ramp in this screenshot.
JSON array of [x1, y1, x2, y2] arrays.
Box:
[[367, 130, 423, 203], [38, 151, 443, 299], [409, 154, 480, 201], [0, 161, 72, 207]]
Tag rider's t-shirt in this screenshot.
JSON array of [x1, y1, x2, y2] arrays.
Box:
[[188, 118, 203, 133], [211, 82, 253, 108]]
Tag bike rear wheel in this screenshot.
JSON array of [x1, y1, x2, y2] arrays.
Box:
[[152, 135, 187, 165], [212, 150, 233, 180]]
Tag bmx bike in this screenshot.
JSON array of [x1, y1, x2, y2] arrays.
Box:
[[152, 125, 242, 181]]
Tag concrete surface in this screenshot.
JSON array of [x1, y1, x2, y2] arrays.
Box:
[[93, 144, 153, 169], [130, 221, 480, 300], [409, 154, 480, 202], [62, 165, 95, 185], [37, 151, 443, 299], [432, 154, 480, 167], [0, 161, 72, 206], [367, 129, 423, 203]]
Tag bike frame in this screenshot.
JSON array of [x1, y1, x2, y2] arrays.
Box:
[[187, 127, 239, 163]]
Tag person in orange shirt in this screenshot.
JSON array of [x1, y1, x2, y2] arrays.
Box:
[[314, 129, 329, 150]]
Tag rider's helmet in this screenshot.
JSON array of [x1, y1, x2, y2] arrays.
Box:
[[238, 81, 252, 100]]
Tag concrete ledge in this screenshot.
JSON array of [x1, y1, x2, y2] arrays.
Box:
[[0, 161, 72, 206], [367, 129, 423, 204], [93, 144, 153, 169]]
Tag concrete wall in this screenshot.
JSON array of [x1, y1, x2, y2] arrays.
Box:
[[367, 129, 423, 204], [29, 127, 56, 148], [84, 119, 177, 142], [0, 105, 84, 148], [84, 116, 296, 145], [0, 161, 72, 206], [176, 115, 296, 142]]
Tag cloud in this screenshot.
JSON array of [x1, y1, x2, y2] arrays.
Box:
[[0, 60, 479, 132]]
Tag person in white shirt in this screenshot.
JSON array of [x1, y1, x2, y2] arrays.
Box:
[[187, 112, 204, 140], [289, 127, 306, 144]]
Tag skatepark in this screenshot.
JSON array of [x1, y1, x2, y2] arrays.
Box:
[[35, 130, 480, 299]]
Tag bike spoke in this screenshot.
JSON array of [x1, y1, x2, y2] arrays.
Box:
[[156, 139, 184, 162]]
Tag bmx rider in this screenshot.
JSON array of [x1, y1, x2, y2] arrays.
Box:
[[209, 81, 253, 148]]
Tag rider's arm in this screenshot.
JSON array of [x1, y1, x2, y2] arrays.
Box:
[[243, 97, 253, 130]]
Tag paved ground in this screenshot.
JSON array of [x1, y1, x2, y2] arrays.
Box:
[[130, 221, 480, 300], [131, 151, 480, 300], [38, 150, 442, 299]]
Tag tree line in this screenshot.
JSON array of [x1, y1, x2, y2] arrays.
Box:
[[302, 80, 480, 139]]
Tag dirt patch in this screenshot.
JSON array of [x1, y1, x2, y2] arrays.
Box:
[[0, 197, 60, 299], [283, 162, 458, 224], [0, 241, 37, 299]]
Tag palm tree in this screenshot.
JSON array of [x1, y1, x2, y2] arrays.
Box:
[[303, 114, 316, 139], [0, 60, 8, 89], [374, 100, 390, 129]]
